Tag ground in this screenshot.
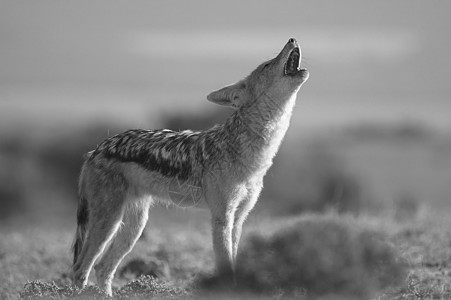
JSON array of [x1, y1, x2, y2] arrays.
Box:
[[1, 208, 451, 300]]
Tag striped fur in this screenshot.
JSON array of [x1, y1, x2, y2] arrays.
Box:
[[91, 129, 202, 182]]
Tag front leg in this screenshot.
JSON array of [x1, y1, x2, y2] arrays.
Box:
[[207, 182, 262, 276], [231, 195, 261, 264], [232, 180, 263, 263], [205, 184, 245, 277], [211, 212, 235, 276]]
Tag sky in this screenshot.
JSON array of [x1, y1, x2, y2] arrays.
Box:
[[1, 0, 450, 131]]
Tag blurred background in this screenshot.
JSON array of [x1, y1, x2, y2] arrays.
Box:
[[1, 0, 450, 227]]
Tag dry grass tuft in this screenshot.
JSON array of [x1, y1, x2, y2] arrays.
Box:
[[19, 277, 189, 300], [230, 214, 408, 298], [20, 280, 82, 300], [116, 275, 188, 299]]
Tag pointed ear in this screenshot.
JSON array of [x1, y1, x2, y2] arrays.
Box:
[[207, 81, 246, 108]]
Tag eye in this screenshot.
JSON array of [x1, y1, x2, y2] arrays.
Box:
[[262, 62, 270, 70]]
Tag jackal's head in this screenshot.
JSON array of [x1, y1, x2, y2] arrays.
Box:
[[207, 38, 309, 109]]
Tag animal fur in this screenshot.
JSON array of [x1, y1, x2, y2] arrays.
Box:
[[72, 38, 309, 296]]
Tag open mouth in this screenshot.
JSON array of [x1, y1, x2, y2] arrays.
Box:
[[284, 47, 301, 76]]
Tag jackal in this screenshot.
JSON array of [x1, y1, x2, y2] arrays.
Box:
[[72, 38, 309, 295]]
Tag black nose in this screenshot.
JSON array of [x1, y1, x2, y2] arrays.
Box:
[[288, 38, 296, 43]]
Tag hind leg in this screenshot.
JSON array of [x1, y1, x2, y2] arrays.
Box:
[[72, 198, 124, 290], [94, 200, 150, 296]]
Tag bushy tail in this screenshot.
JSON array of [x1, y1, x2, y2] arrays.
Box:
[[72, 194, 89, 266]]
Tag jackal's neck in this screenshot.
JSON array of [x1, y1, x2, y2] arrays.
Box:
[[222, 92, 297, 170], [237, 92, 296, 141]]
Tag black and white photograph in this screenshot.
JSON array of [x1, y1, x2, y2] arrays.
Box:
[[1, 1, 451, 299]]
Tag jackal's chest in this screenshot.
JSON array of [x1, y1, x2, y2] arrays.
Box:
[[244, 117, 291, 173]]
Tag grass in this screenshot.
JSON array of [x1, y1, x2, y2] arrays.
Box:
[[383, 215, 451, 300], [1, 208, 451, 300]]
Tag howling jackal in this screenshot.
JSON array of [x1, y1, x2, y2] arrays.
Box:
[[72, 38, 309, 295]]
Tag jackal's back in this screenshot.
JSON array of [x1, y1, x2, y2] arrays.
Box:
[[90, 129, 202, 180], [89, 126, 236, 184]]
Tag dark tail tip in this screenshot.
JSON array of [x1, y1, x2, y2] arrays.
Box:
[[72, 195, 89, 266]]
